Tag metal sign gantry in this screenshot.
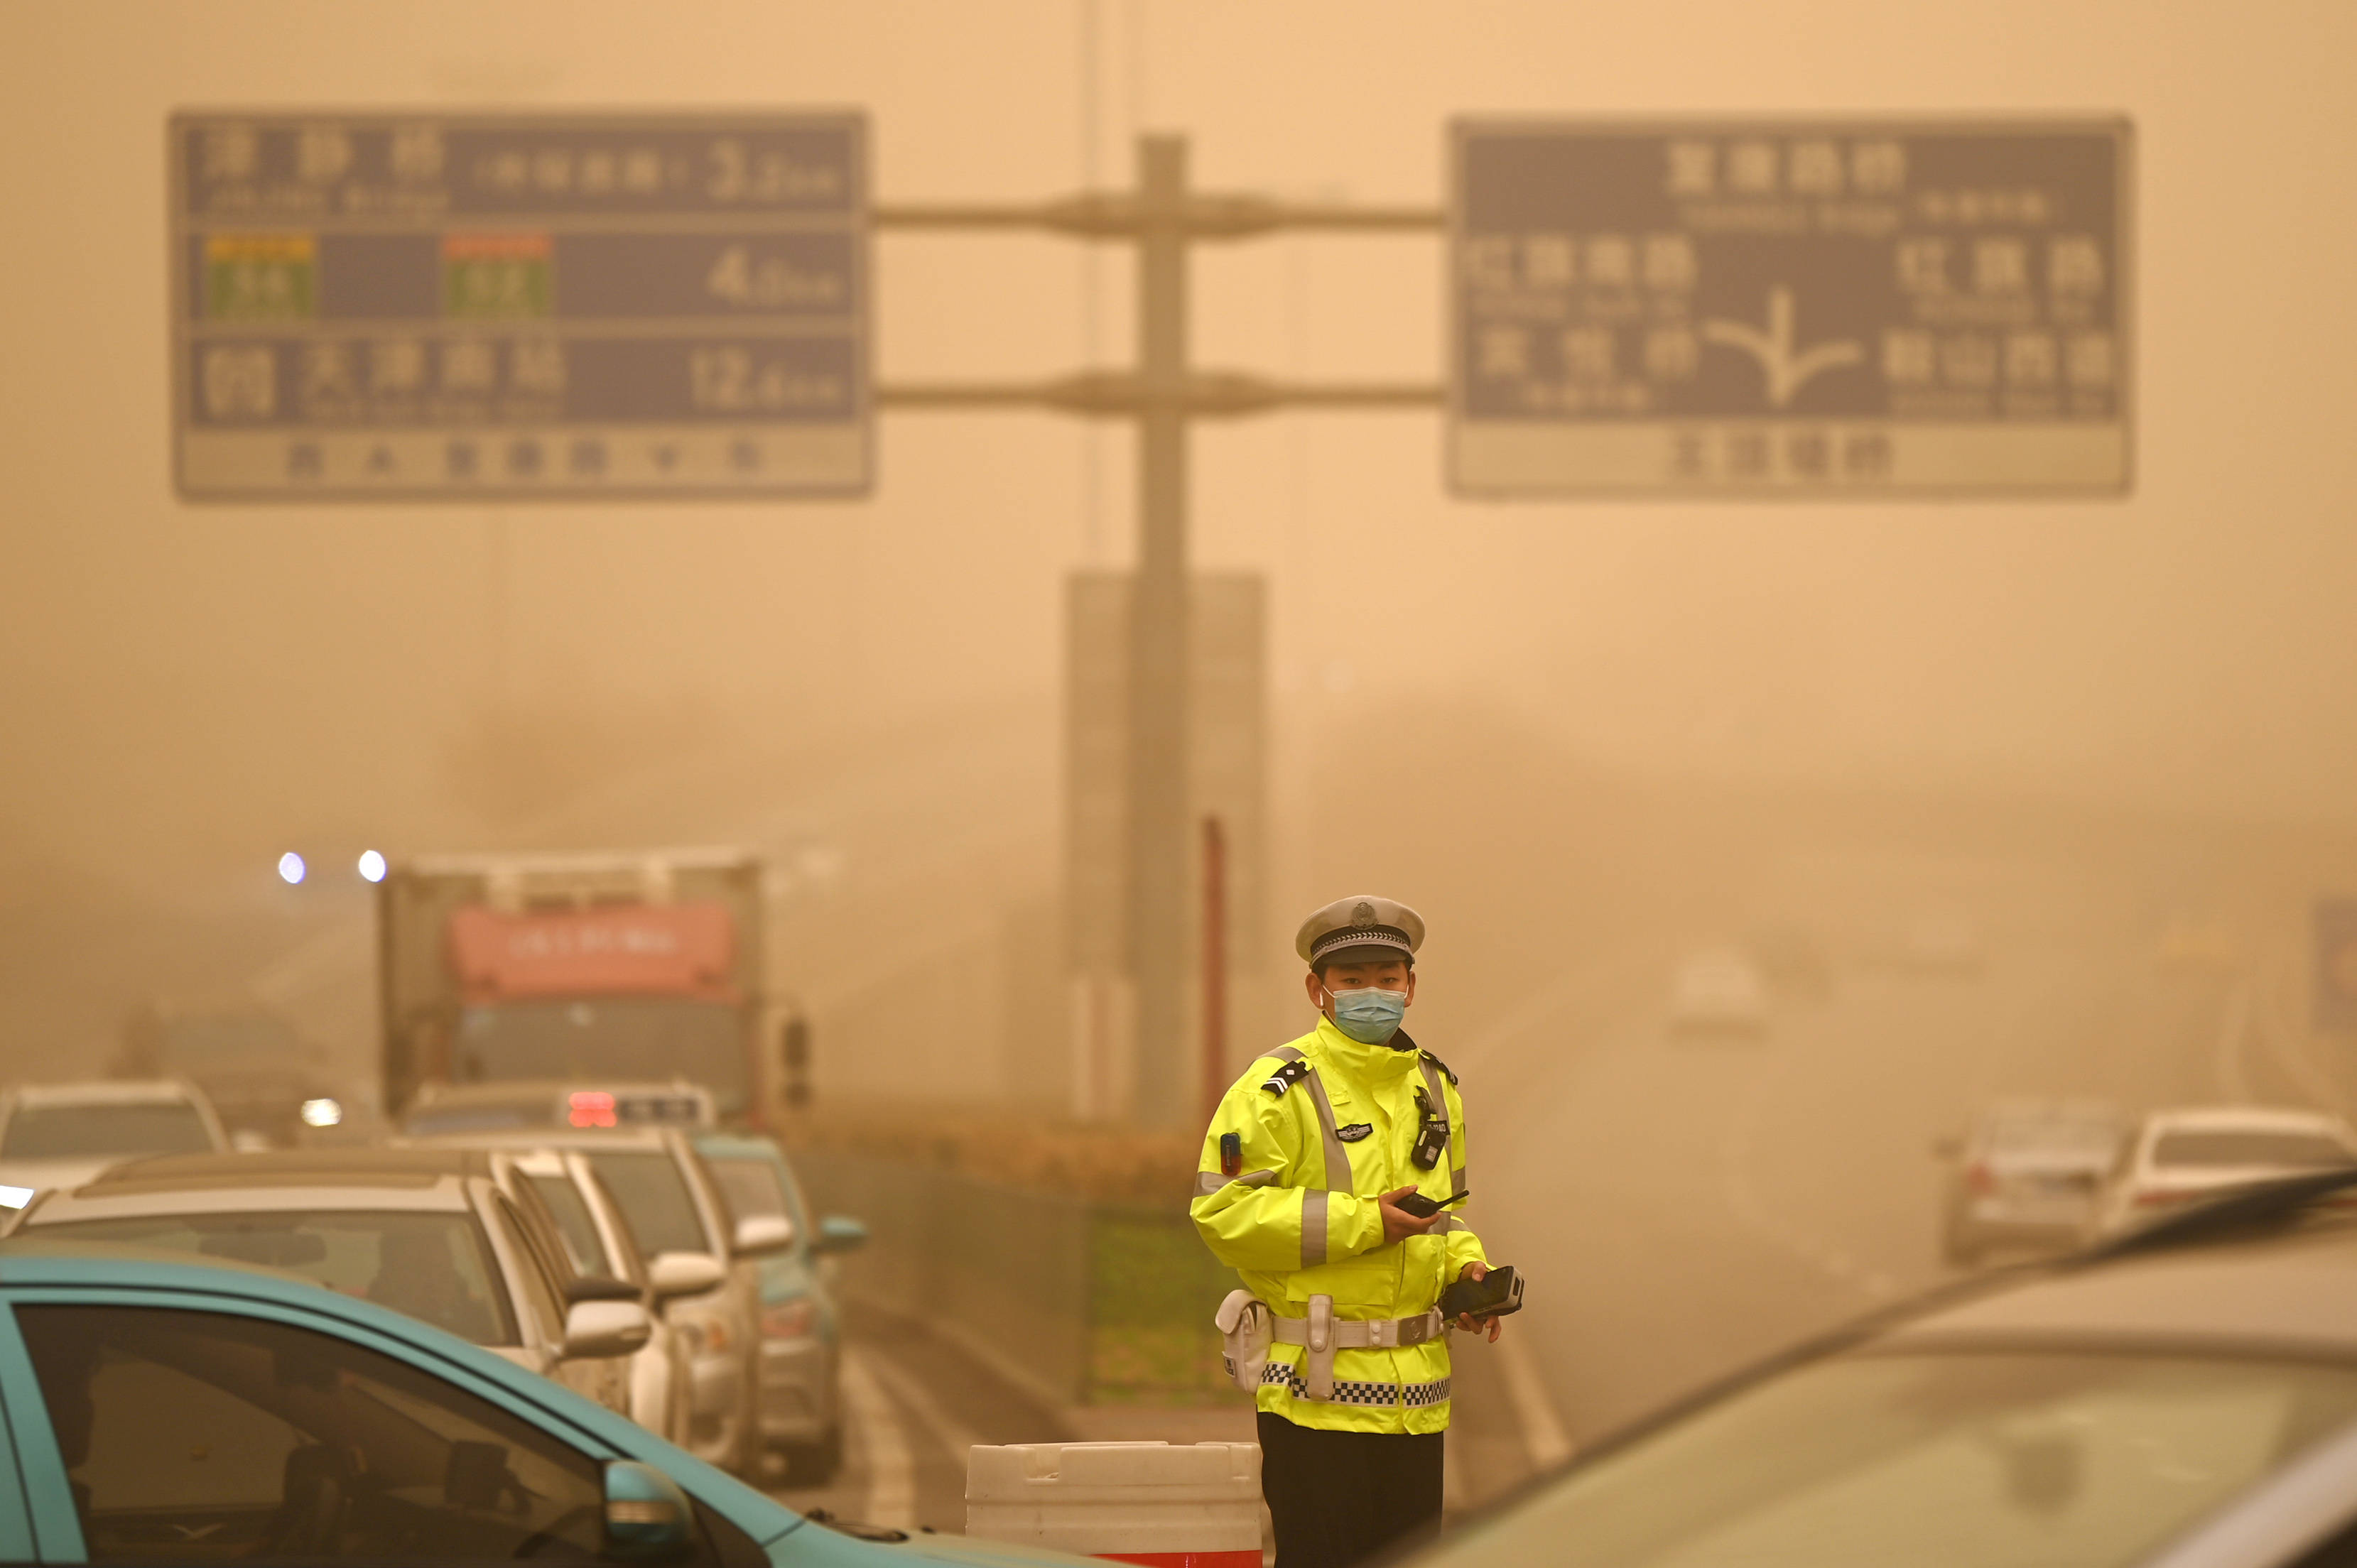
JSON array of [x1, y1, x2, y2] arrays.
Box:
[[877, 136, 1440, 1128]]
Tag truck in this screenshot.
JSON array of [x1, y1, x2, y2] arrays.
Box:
[[376, 848, 770, 1123]]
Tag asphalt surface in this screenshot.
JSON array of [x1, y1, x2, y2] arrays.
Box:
[[767, 1305, 1544, 1538]]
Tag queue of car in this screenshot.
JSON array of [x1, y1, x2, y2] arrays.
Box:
[[0, 1074, 864, 1496], [1939, 1100, 2357, 1263]]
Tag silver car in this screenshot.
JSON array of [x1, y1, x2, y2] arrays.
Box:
[[462, 1143, 712, 1448], [408, 1124, 777, 1478], [0, 1079, 231, 1203], [1410, 1171, 2357, 1568], [1939, 1100, 2124, 1265], [10, 1147, 648, 1417]]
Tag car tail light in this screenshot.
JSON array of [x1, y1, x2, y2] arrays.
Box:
[[762, 1297, 819, 1339], [1965, 1161, 1996, 1195], [2135, 1187, 2197, 1207], [568, 1091, 618, 1128]]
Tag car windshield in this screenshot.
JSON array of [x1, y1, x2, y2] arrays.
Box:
[[708, 1155, 789, 1224], [585, 1150, 709, 1257], [34, 1209, 516, 1345], [1, 1102, 213, 1160], [528, 1172, 611, 1276], [1421, 1350, 2357, 1568], [2154, 1130, 2354, 1169]]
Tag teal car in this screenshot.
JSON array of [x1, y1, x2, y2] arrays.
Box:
[[0, 1239, 1061, 1567], [692, 1134, 865, 1482]]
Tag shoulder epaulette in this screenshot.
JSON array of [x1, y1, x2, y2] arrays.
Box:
[[1419, 1049, 1459, 1087], [1261, 1059, 1313, 1097]]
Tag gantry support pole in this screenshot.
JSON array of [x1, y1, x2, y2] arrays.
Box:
[[872, 142, 1443, 1127], [1128, 135, 1193, 1126]]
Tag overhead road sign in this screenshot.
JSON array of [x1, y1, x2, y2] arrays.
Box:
[[170, 111, 868, 500], [1449, 119, 2131, 497]]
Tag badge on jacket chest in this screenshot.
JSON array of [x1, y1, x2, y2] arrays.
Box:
[[1335, 1122, 1373, 1143]]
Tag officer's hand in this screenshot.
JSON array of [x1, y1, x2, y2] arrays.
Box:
[[1456, 1262, 1504, 1343], [1377, 1186, 1445, 1246]]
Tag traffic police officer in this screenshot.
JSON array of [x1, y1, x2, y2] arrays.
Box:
[[1191, 896, 1503, 1568]]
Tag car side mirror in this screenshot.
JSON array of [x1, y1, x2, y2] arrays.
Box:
[[602, 1460, 694, 1559], [732, 1214, 794, 1256], [813, 1215, 869, 1256], [646, 1250, 727, 1300], [561, 1298, 651, 1360], [565, 1275, 641, 1305]]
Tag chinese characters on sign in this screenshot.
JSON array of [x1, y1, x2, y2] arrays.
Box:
[[1449, 120, 2131, 496], [170, 113, 869, 499]]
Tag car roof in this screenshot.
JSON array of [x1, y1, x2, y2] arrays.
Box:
[[71, 1147, 508, 1196], [692, 1132, 781, 1160], [2139, 1105, 2354, 1136], [6, 1079, 204, 1107], [1885, 1219, 2357, 1359], [408, 1127, 677, 1153], [30, 1178, 475, 1221]]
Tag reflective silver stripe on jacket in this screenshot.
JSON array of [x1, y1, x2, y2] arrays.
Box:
[[1271, 1045, 1354, 1267], [1193, 1167, 1279, 1198]]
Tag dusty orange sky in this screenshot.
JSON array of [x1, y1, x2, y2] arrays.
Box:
[[2, 0, 2353, 907]]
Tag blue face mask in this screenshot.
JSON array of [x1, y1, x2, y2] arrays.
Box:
[[1326, 986, 1407, 1045]]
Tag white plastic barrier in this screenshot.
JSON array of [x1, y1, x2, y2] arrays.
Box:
[[967, 1441, 1263, 1568]]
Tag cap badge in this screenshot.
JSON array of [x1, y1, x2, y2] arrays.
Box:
[[1351, 901, 1377, 926]]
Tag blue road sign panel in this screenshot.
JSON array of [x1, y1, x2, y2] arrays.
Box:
[[170, 113, 869, 500], [1448, 119, 2131, 496]]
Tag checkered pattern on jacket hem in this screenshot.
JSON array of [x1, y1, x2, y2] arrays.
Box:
[[1257, 1361, 1452, 1408]]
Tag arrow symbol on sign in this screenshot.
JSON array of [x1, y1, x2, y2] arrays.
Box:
[[1701, 287, 1863, 408]]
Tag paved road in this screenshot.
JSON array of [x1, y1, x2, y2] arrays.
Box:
[[768, 1305, 1549, 1539], [1460, 845, 2336, 1451]]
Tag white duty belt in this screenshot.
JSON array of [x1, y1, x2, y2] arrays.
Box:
[[1216, 1289, 1447, 1402]]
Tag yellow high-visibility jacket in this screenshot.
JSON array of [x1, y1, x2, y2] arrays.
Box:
[[1191, 1014, 1485, 1434]]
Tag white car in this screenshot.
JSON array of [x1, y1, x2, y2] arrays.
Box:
[[2092, 1106, 2357, 1239], [408, 1122, 779, 1479], [1941, 1100, 2125, 1265], [0, 1079, 229, 1202], [11, 1147, 648, 1417], [454, 1142, 715, 1449], [1669, 948, 1769, 1035]]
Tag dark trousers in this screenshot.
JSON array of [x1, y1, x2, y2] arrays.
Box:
[[1257, 1411, 1445, 1568]]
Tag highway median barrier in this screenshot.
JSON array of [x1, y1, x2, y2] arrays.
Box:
[[783, 1110, 1245, 1409]]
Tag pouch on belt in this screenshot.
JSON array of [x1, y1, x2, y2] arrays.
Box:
[[1214, 1288, 1272, 1395]]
